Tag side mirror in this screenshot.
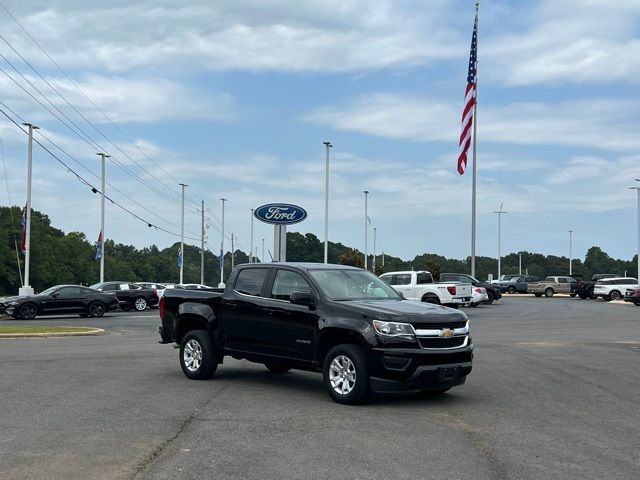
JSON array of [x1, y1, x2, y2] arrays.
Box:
[[290, 291, 315, 309], [52, 293, 60, 298]]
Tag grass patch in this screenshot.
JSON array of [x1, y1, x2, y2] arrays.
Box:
[[0, 325, 97, 335]]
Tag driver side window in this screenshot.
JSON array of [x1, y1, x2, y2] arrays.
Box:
[[270, 270, 311, 302]]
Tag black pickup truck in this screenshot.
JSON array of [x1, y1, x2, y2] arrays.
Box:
[[159, 263, 473, 405], [571, 274, 620, 299]]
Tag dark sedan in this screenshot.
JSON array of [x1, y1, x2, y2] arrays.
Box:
[[90, 282, 159, 311], [0, 285, 119, 319]]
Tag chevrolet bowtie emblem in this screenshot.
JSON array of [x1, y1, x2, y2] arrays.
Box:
[[440, 328, 454, 338]]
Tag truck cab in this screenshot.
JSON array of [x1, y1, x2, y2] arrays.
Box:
[[379, 271, 472, 307]]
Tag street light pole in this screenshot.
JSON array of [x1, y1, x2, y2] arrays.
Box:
[[518, 252, 522, 276], [201, 200, 205, 284], [364, 190, 369, 270], [219, 198, 227, 287], [95, 152, 110, 283], [179, 183, 187, 284], [373, 227, 377, 273], [631, 181, 640, 280], [569, 230, 573, 276], [323, 141, 332, 263], [492, 203, 507, 279], [262, 238, 265, 264], [250, 208, 254, 263], [20, 123, 39, 296]]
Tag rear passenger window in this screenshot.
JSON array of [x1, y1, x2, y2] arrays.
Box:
[[270, 270, 311, 301], [235, 269, 268, 296], [393, 274, 412, 285], [416, 273, 433, 284]]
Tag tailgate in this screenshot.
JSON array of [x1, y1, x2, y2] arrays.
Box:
[[455, 284, 472, 298]]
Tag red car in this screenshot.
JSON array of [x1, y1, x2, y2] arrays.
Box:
[[624, 288, 640, 306]]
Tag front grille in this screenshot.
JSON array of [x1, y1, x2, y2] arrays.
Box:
[[411, 320, 467, 330], [418, 336, 466, 349]]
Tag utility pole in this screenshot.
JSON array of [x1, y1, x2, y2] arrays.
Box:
[[96, 152, 110, 284], [569, 230, 573, 276], [382, 252, 385, 267], [518, 252, 522, 275], [20, 123, 38, 296], [364, 190, 369, 269], [262, 238, 265, 264], [631, 180, 640, 280], [492, 203, 507, 279], [250, 208, 255, 263], [201, 200, 205, 284], [219, 198, 227, 287], [323, 141, 332, 263], [179, 183, 187, 284], [373, 227, 377, 273], [231, 233, 235, 270]]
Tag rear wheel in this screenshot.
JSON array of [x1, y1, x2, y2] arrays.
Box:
[[588, 290, 597, 300], [180, 330, 218, 380], [507, 286, 516, 294], [88, 302, 106, 318], [609, 290, 622, 301], [421, 294, 440, 305], [544, 288, 554, 298], [485, 292, 495, 305], [19, 303, 37, 320], [578, 292, 588, 299], [323, 344, 369, 405], [134, 297, 147, 311], [264, 363, 291, 373]]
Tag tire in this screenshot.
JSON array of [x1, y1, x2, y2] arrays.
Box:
[[588, 290, 597, 300], [323, 344, 369, 405], [179, 330, 218, 380], [609, 290, 622, 301], [264, 363, 291, 373], [634, 299, 640, 306], [484, 292, 495, 305], [88, 302, 106, 318], [534, 293, 542, 297], [544, 288, 554, 298], [507, 286, 516, 294], [603, 295, 611, 302], [19, 303, 37, 320], [134, 297, 147, 311], [578, 292, 588, 299], [421, 295, 440, 305]]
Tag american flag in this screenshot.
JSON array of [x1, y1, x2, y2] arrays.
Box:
[[20, 203, 27, 253], [95, 231, 103, 260], [457, 12, 478, 175]]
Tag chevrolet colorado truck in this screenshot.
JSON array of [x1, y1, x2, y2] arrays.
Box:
[[159, 263, 473, 405], [379, 271, 472, 307]]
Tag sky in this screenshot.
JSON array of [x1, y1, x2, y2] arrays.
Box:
[[0, 0, 639, 264]]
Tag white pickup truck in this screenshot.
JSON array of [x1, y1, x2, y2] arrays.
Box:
[[379, 271, 472, 308]]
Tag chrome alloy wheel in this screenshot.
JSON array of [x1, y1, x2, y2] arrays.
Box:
[[329, 355, 356, 395], [134, 298, 147, 311], [183, 339, 203, 372]]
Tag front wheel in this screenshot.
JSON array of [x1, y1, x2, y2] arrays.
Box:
[[507, 286, 516, 294], [19, 303, 37, 320], [609, 290, 622, 301], [578, 292, 588, 299], [323, 344, 369, 405], [588, 290, 597, 300], [134, 297, 147, 311], [484, 292, 494, 305], [634, 299, 640, 306], [180, 330, 218, 380]]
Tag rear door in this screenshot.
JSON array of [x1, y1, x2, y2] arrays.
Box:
[[259, 269, 319, 361]]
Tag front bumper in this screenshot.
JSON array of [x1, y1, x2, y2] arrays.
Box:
[[368, 345, 473, 393]]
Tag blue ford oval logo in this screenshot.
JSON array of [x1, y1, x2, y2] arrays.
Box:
[[254, 203, 307, 225]]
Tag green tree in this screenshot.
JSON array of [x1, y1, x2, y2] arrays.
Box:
[[339, 249, 364, 268]]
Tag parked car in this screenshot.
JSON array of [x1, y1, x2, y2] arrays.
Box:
[[0, 285, 118, 319], [439, 273, 502, 304], [90, 282, 159, 311], [593, 277, 639, 301], [135, 282, 167, 298], [159, 263, 473, 405], [379, 271, 472, 308], [498, 275, 539, 294], [624, 288, 640, 306], [571, 274, 621, 299], [528, 276, 578, 297], [469, 287, 488, 307], [489, 274, 520, 284], [181, 283, 221, 292]]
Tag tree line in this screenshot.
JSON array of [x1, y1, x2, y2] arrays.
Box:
[[0, 206, 636, 294]]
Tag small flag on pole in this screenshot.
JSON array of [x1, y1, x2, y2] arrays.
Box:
[[177, 247, 183, 268], [20, 203, 27, 254], [457, 9, 478, 175], [95, 231, 103, 260]]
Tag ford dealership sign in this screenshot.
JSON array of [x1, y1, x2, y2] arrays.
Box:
[[254, 203, 307, 225]]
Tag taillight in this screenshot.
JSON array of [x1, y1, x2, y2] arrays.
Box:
[[159, 296, 165, 319], [474, 288, 483, 294], [447, 286, 456, 295]]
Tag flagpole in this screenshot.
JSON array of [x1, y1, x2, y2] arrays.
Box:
[[470, 1, 479, 279]]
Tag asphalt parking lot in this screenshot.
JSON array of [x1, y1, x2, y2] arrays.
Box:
[[0, 297, 638, 480]]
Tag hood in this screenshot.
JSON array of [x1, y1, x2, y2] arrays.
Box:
[[0, 295, 25, 303], [334, 299, 468, 326]]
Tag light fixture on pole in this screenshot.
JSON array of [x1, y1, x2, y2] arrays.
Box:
[[364, 190, 369, 269], [19, 123, 39, 296], [631, 180, 640, 281], [568, 230, 573, 276], [492, 203, 507, 279], [178, 184, 188, 284], [219, 198, 227, 288], [250, 208, 255, 263], [96, 153, 110, 284], [323, 141, 333, 263]]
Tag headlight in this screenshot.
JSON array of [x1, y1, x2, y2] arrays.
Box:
[[372, 320, 416, 338], [6, 301, 18, 306]]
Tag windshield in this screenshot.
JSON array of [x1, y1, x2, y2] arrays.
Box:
[[309, 269, 402, 301], [39, 286, 59, 296]]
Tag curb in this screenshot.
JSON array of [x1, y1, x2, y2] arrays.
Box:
[[0, 328, 106, 339]]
